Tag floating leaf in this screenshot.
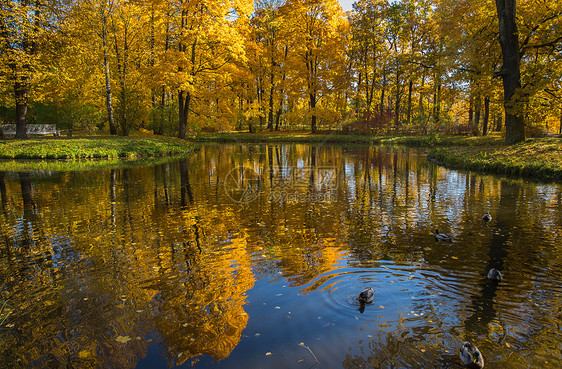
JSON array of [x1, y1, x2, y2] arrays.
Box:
[[78, 350, 92, 359], [116, 336, 132, 344]]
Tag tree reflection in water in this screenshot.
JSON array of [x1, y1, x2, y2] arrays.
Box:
[[0, 144, 561, 368]]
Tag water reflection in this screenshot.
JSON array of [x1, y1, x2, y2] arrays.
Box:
[[0, 144, 561, 369]]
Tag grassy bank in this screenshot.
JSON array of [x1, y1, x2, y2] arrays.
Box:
[[0, 136, 197, 172], [0, 136, 196, 160], [428, 138, 562, 181]]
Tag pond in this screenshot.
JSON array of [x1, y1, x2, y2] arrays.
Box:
[[0, 143, 561, 369]]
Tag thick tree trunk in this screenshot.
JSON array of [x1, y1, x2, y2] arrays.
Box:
[[15, 80, 28, 139], [496, 0, 525, 144]]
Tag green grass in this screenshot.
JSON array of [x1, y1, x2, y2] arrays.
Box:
[[0, 136, 196, 160], [428, 138, 562, 181], [0, 156, 193, 172], [0, 136, 197, 172]]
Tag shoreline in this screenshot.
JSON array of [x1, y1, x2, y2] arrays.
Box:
[[1, 133, 561, 181]]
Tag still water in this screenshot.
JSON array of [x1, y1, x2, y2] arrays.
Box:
[[0, 143, 561, 369]]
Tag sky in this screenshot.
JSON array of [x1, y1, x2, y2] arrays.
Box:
[[339, 0, 355, 12]]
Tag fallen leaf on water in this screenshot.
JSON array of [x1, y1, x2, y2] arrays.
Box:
[[265, 352, 272, 356], [78, 350, 92, 359], [116, 336, 131, 344]]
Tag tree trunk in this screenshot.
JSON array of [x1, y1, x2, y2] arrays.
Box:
[[496, 114, 503, 132], [473, 94, 481, 136], [310, 92, 317, 133], [394, 69, 401, 127], [178, 90, 190, 139], [468, 94, 474, 132], [483, 96, 490, 136], [559, 108, 562, 135], [432, 82, 441, 124], [407, 79, 413, 125], [15, 80, 28, 139], [496, 0, 525, 144], [267, 67, 274, 131], [380, 66, 387, 113], [418, 74, 425, 125], [101, 12, 117, 135]]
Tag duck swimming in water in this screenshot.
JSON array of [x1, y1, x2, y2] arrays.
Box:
[[459, 341, 484, 368], [434, 229, 453, 242], [487, 268, 502, 282], [357, 287, 374, 305], [482, 212, 492, 222]]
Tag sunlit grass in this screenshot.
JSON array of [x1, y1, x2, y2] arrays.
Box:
[[429, 138, 562, 181], [0, 136, 196, 160], [0, 156, 192, 172]]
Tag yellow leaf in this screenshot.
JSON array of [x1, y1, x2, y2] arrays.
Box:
[[116, 336, 132, 343]]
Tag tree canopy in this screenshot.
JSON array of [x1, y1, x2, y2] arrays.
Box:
[[1, 0, 561, 143]]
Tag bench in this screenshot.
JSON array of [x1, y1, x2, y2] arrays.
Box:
[[1, 124, 60, 136]]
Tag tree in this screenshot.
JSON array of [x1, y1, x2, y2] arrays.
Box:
[[169, 0, 251, 139], [0, 0, 45, 138], [281, 0, 348, 133], [495, 0, 525, 144]]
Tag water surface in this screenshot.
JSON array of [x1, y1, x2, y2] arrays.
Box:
[[1, 144, 561, 368]]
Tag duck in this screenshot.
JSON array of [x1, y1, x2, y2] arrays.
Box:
[[434, 229, 453, 242], [459, 341, 484, 368], [487, 268, 502, 282], [482, 212, 492, 222], [357, 287, 374, 305]]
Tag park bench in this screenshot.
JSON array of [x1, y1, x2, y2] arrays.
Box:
[[1, 124, 60, 136]]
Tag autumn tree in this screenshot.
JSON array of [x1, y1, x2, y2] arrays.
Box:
[[281, 0, 348, 133], [0, 0, 46, 138], [162, 0, 252, 139]]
